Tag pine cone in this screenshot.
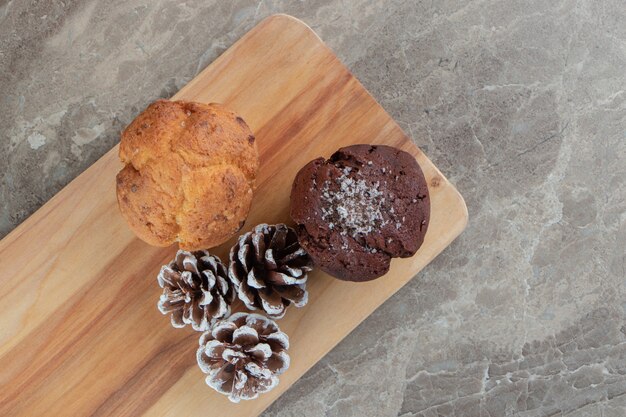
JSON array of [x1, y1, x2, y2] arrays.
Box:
[[228, 223, 313, 318], [197, 313, 290, 403], [157, 250, 235, 331]]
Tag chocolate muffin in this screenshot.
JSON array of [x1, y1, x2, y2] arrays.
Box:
[[290, 144, 430, 282]]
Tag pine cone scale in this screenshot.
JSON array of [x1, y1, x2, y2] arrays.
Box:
[[197, 290, 213, 306], [245, 362, 272, 379], [266, 270, 306, 286], [266, 350, 290, 374], [232, 326, 259, 346], [159, 291, 184, 312], [276, 245, 306, 262], [282, 266, 304, 277], [248, 268, 267, 288], [236, 243, 252, 274], [216, 275, 229, 294], [268, 226, 287, 249], [205, 295, 227, 319], [246, 343, 272, 360], [171, 310, 185, 328], [264, 249, 278, 269], [182, 258, 199, 275], [207, 323, 235, 344], [257, 288, 286, 318], [272, 285, 307, 306], [158, 266, 178, 287], [201, 270, 216, 289], [252, 233, 266, 262], [237, 279, 257, 307]]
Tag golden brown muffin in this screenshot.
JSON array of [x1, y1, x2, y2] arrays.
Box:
[[116, 99, 258, 250]]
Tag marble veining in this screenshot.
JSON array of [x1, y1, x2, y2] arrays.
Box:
[[1, 0, 625, 416]]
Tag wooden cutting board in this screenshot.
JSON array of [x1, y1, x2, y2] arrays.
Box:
[[0, 14, 467, 417]]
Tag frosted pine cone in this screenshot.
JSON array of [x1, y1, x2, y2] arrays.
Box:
[[158, 250, 235, 331], [228, 223, 313, 318], [197, 313, 290, 403]]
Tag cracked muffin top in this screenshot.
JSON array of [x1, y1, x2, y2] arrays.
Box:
[[116, 99, 258, 250]]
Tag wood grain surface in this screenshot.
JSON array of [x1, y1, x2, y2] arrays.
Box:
[[0, 14, 467, 417]]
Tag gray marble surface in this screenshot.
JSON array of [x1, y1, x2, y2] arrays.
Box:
[[1, 0, 625, 416]]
